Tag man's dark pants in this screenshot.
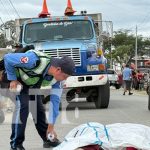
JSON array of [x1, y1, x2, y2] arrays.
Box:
[[10, 86, 48, 148]]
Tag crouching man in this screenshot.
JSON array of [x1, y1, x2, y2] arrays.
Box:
[[3, 49, 75, 150]]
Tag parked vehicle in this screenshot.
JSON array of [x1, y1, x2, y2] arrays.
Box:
[[107, 69, 122, 89]]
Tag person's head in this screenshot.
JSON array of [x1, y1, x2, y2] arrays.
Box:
[[48, 56, 75, 81], [122, 63, 126, 68]]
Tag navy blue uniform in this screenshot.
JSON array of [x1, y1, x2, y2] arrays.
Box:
[[4, 51, 62, 148]]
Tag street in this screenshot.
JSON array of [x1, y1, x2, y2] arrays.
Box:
[[0, 88, 149, 150], [0, 0, 150, 149]]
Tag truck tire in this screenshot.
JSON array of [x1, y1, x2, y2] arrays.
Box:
[[95, 81, 110, 109], [0, 109, 5, 124]]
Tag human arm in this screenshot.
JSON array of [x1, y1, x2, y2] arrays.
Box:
[[4, 51, 39, 81], [3, 51, 39, 90], [47, 81, 63, 138]]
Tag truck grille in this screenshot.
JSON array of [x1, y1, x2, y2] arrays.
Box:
[[43, 48, 81, 66]]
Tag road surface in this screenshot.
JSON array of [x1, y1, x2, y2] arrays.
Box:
[[0, 88, 149, 150]]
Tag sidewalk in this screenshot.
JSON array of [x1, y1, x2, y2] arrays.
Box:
[[133, 89, 147, 96], [111, 86, 147, 96], [0, 88, 148, 150]]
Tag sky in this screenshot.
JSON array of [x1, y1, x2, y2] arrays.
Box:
[[0, 0, 150, 37]]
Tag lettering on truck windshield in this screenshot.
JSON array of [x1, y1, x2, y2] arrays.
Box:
[[24, 20, 94, 43]]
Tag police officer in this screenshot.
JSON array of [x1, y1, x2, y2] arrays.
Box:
[[3, 49, 75, 150]]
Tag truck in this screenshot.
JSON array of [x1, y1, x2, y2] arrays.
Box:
[[14, 0, 110, 109], [107, 68, 122, 89]]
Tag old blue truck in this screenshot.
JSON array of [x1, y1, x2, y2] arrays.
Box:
[[15, 11, 110, 109]]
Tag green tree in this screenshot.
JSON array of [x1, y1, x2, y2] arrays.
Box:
[[104, 29, 150, 66], [0, 34, 7, 47], [0, 20, 15, 48]]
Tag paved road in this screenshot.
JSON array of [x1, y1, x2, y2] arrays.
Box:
[[0, 88, 149, 150]]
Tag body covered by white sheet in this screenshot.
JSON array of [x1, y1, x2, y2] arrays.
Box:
[[53, 122, 150, 150]]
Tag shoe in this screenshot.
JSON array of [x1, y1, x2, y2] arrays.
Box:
[[129, 92, 133, 95], [123, 92, 125, 95], [10, 145, 25, 150], [43, 139, 61, 148]]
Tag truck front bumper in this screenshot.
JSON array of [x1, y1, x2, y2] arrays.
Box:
[[63, 74, 108, 88]]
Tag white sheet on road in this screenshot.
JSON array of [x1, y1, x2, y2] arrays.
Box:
[[53, 122, 150, 150]]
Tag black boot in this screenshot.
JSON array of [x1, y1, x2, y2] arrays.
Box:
[[129, 92, 133, 95], [10, 145, 25, 150], [43, 139, 61, 148]]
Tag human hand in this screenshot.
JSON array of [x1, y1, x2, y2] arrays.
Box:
[[9, 80, 22, 92], [47, 124, 57, 141]]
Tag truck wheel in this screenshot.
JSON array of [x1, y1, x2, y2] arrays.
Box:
[[0, 109, 5, 124], [95, 81, 110, 109], [66, 90, 76, 102]]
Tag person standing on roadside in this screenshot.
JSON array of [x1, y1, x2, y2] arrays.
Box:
[[122, 64, 133, 95]]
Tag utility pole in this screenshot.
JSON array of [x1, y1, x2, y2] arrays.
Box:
[[135, 25, 138, 70], [110, 21, 113, 69]]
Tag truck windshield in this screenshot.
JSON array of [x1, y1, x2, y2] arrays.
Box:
[[24, 20, 94, 43]]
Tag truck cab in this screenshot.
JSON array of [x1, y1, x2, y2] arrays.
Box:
[[17, 14, 110, 109]]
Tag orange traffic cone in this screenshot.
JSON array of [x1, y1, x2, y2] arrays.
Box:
[[39, 0, 50, 18], [64, 0, 76, 16], [67, 0, 73, 8]]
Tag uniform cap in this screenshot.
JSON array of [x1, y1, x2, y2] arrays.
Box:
[[51, 56, 75, 75]]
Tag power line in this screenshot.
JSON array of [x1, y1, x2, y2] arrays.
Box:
[[8, 0, 20, 18], [0, 0, 13, 21], [102, 1, 150, 35], [0, 17, 4, 24], [5, 0, 18, 19]]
